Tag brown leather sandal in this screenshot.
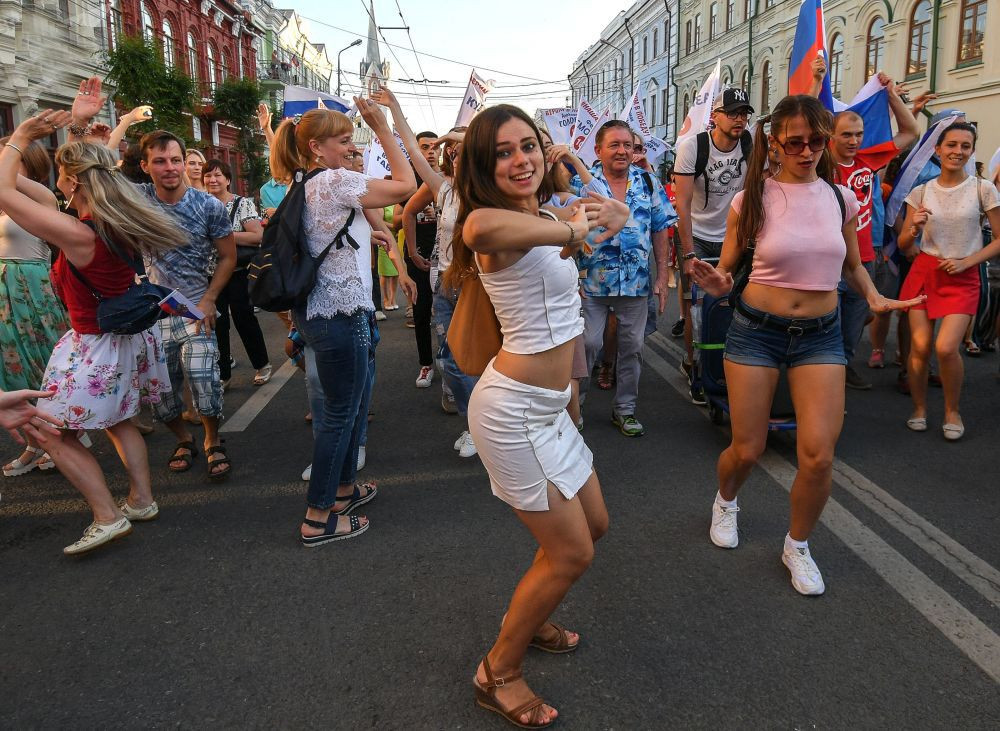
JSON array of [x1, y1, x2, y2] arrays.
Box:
[[529, 622, 579, 654], [474, 656, 554, 729]]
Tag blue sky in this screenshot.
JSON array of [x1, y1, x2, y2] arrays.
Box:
[[289, 0, 632, 132]]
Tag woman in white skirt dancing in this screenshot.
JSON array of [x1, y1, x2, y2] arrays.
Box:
[[0, 111, 185, 555], [445, 104, 624, 728]]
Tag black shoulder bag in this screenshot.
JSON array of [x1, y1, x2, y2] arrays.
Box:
[[229, 196, 260, 269], [728, 180, 846, 307], [67, 221, 172, 334]]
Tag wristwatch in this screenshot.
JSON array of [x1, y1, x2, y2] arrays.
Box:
[[682, 251, 697, 261]]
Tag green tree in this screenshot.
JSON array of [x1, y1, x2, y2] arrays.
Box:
[[104, 34, 196, 144], [212, 78, 268, 195]]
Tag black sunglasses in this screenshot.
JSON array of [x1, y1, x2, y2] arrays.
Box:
[[775, 134, 829, 155]]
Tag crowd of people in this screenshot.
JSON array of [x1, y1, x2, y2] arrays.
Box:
[[1, 62, 999, 728]]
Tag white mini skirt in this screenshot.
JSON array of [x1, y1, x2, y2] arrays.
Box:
[[468, 360, 594, 511]]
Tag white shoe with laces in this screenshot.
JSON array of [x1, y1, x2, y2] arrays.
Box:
[[782, 544, 826, 596], [119, 500, 159, 522], [457, 431, 477, 458], [416, 365, 434, 388], [709, 499, 740, 548], [63, 517, 132, 555]]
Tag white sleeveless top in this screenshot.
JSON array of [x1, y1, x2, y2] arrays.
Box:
[[0, 214, 49, 260], [476, 226, 584, 355]]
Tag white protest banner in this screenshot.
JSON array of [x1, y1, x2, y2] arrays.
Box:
[[675, 58, 722, 145], [570, 99, 601, 155], [455, 70, 494, 127], [620, 83, 672, 165], [576, 106, 612, 167], [541, 107, 576, 146], [364, 130, 409, 179]]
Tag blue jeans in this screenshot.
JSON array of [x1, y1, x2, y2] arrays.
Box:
[[837, 260, 876, 361], [295, 308, 370, 510], [725, 300, 847, 369], [357, 314, 379, 447], [432, 282, 479, 414]]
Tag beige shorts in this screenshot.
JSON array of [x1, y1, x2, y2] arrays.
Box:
[[468, 361, 594, 511]]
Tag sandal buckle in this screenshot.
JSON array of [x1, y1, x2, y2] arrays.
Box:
[[493, 677, 505, 688]]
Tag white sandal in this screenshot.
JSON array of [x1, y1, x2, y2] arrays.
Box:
[[3, 446, 56, 477], [905, 417, 928, 432], [253, 364, 273, 386]]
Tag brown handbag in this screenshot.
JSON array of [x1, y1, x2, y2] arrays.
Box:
[[447, 273, 502, 376]]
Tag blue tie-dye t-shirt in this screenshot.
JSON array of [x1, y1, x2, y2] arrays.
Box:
[[570, 164, 677, 297], [139, 184, 233, 302]]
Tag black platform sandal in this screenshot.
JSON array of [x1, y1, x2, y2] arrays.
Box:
[[300, 515, 369, 547]]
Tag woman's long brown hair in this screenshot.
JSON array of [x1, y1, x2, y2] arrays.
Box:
[[442, 105, 554, 290], [736, 94, 835, 248]]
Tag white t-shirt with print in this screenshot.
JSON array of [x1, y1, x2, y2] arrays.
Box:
[[673, 132, 749, 242], [905, 176, 999, 260], [303, 168, 374, 320]]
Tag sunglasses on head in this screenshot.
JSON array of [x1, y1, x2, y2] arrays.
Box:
[[775, 135, 829, 155]]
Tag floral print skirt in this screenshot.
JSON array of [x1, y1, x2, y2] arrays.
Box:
[[0, 259, 70, 391], [38, 328, 171, 431]]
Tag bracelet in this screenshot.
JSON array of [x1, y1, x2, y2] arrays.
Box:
[[682, 251, 696, 261], [4, 142, 24, 156], [562, 221, 576, 245], [68, 121, 92, 137]]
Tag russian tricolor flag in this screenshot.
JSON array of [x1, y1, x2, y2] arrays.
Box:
[[788, 0, 835, 111], [841, 76, 895, 156], [281, 85, 352, 118]]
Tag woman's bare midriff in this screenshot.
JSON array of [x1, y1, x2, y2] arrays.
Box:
[[740, 282, 840, 319], [492, 340, 576, 392]]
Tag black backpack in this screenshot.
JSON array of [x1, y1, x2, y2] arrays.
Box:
[[248, 168, 361, 312], [693, 130, 753, 209]]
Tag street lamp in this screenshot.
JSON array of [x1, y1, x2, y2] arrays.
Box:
[[336, 39, 362, 97]]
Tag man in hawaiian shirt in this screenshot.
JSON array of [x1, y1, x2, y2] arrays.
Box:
[[573, 120, 676, 436]]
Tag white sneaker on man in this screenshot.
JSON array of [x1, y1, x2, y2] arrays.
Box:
[[357, 445, 366, 471], [119, 499, 159, 522], [63, 517, 132, 555], [301, 463, 312, 481], [455, 431, 477, 458], [709, 499, 740, 548], [416, 365, 434, 388], [782, 543, 826, 596]]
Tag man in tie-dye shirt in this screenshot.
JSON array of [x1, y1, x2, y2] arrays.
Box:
[[570, 120, 676, 437]]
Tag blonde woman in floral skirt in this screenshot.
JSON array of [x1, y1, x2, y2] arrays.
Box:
[[0, 105, 186, 555], [0, 136, 70, 477]]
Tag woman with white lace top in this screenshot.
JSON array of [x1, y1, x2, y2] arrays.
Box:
[[270, 99, 417, 546]]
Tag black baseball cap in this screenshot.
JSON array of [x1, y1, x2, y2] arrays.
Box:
[[713, 88, 754, 115]]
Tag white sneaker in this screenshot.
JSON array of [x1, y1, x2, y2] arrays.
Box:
[[457, 431, 477, 458], [454, 431, 468, 450], [119, 499, 159, 522], [709, 499, 740, 548], [782, 544, 826, 596], [63, 517, 132, 555], [375, 310, 387, 321], [357, 445, 366, 471], [301, 463, 312, 481], [415, 365, 434, 388]]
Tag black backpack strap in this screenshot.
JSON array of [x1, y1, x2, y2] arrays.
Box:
[[228, 195, 243, 227], [67, 220, 148, 299], [641, 171, 653, 198], [826, 179, 847, 226], [331, 208, 361, 251], [695, 132, 710, 208], [739, 130, 753, 169]]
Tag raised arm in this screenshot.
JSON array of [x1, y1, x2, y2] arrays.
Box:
[[257, 103, 275, 149], [880, 74, 920, 151], [0, 112, 98, 262], [402, 183, 435, 271], [106, 105, 153, 152], [808, 55, 826, 98], [355, 97, 416, 207], [370, 86, 446, 197]]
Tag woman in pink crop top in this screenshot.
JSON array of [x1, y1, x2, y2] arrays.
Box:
[[0, 110, 185, 556], [691, 95, 922, 597]]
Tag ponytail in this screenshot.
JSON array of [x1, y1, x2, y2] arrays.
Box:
[[269, 109, 355, 175]]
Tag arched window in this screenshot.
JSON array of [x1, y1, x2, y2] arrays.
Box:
[[829, 33, 844, 97], [140, 2, 154, 43], [187, 32, 199, 82], [649, 95, 657, 127], [958, 0, 986, 63], [643, 35, 648, 64], [727, 0, 735, 30], [207, 43, 218, 92], [740, 67, 749, 92], [695, 14, 702, 50], [907, 1, 931, 75], [710, 3, 719, 40], [109, 0, 123, 50], [653, 28, 658, 57], [685, 21, 692, 55], [162, 19, 174, 69], [866, 17, 885, 80], [761, 60, 772, 113], [221, 50, 232, 83]]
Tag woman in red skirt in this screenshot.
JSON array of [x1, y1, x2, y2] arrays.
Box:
[[898, 122, 1000, 440]]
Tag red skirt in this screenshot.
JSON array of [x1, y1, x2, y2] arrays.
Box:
[[898, 252, 980, 320]]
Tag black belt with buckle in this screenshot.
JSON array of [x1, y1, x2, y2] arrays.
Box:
[[735, 300, 837, 336]]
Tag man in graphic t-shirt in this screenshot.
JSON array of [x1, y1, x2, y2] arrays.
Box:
[[826, 73, 919, 389], [673, 88, 754, 404]]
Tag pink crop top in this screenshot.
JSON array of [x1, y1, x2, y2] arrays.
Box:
[[731, 178, 860, 291]]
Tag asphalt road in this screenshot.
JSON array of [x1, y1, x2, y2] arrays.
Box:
[[2, 297, 1000, 729]]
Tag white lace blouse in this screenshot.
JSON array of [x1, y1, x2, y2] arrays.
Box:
[[303, 168, 375, 320]]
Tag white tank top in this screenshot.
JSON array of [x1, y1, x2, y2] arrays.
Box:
[[0, 214, 50, 261], [476, 226, 584, 355]]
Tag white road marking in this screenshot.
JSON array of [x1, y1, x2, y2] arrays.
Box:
[[643, 340, 1000, 685], [219, 360, 300, 433]]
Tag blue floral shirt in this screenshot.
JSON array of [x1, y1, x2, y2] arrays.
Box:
[[570, 164, 676, 297]]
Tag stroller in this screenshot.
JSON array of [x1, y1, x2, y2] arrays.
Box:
[[694, 289, 797, 431]]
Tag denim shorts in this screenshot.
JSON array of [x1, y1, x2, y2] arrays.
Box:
[[724, 300, 847, 369]]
